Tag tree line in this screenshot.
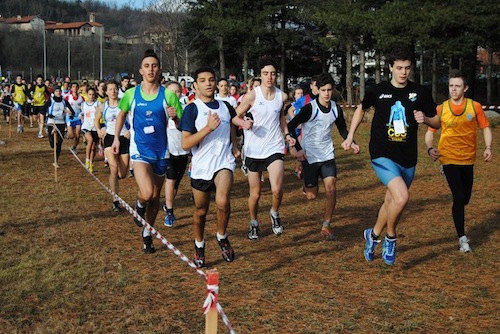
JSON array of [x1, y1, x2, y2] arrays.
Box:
[[1, 0, 500, 104], [172, 0, 500, 104]]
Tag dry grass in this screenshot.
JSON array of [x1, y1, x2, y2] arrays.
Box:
[[0, 120, 499, 334]]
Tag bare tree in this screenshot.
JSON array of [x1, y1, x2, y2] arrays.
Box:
[[146, 0, 188, 78]]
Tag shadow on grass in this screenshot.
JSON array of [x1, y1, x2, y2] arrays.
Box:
[[401, 209, 500, 270], [1, 209, 122, 233]]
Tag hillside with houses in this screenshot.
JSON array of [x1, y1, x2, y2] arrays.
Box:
[[0, 0, 162, 82]]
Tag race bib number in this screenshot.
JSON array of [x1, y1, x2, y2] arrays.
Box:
[[144, 125, 155, 134], [393, 119, 406, 135]]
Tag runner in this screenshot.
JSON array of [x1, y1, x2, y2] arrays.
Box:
[[179, 67, 240, 267], [95, 81, 130, 212], [29, 74, 50, 138], [81, 87, 100, 173], [46, 85, 74, 167], [95, 80, 107, 160], [11, 74, 28, 133], [215, 78, 238, 108], [232, 57, 295, 240], [425, 69, 493, 253], [341, 46, 440, 265], [162, 81, 189, 227], [0, 84, 14, 124], [65, 82, 84, 152], [112, 49, 182, 253], [288, 73, 359, 239]]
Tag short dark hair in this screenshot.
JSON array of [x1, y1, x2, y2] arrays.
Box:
[[192, 67, 216, 82], [258, 57, 278, 72], [315, 73, 335, 89], [388, 46, 414, 66], [218, 78, 229, 85], [311, 74, 321, 84], [142, 49, 160, 64], [449, 69, 468, 86]]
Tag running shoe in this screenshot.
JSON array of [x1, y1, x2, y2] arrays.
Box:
[[52, 162, 60, 168], [193, 243, 205, 268], [321, 224, 336, 240], [218, 237, 235, 262], [143, 235, 156, 254], [104, 159, 109, 168], [164, 211, 175, 227], [459, 236, 472, 253], [241, 164, 249, 176], [37, 133, 44, 139], [248, 224, 260, 240], [382, 236, 397, 265], [162, 203, 167, 212], [88, 163, 94, 173], [134, 200, 146, 227], [112, 202, 121, 212], [85, 160, 90, 169], [270, 210, 283, 235], [363, 228, 380, 262]]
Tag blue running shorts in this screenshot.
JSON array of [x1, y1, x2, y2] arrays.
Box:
[[371, 157, 415, 187]]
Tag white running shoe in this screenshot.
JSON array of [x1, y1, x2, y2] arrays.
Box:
[[459, 236, 471, 253]]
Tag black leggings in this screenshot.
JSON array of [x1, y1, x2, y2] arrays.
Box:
[[442, 164, 474, 238], [48, 124, 66, 160]]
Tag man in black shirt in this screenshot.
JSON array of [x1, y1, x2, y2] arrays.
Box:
[[341, 47, 440, 265]]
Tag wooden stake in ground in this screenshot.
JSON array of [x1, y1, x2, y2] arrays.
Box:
[[53, 127, 58, 182], [9, 108, 13, 139], [204, 269, 219, 334]]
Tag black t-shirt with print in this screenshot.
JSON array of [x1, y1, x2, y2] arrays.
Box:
[[362, 80, 436, 167]]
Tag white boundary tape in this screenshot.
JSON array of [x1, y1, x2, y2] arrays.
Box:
[[340, 103, 500, 111], [65, 144, 237, 334]]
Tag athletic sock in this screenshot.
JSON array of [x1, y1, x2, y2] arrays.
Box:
[[166, 208, 173, 214], [386, 234, 396, 240], [142, 229, 151, 237], [322, 221, 331, 228], [195, 239, 205, 248], [270, 209, 279, 218], [136, 200, 145, 208], [371, 231, 379, 240], [216, 232, 227, 241], [250, 219, 259, 227]]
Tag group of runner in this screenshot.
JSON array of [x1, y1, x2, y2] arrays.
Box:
[[2, 46, 492, 267]]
